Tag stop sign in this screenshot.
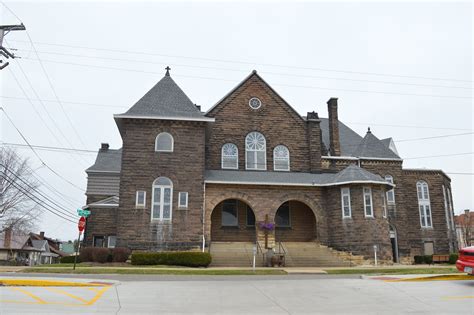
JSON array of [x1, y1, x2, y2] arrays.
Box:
[[78, 216, 86, 233]]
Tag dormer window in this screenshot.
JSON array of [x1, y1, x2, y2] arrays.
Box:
[[222, 143, 238, 169], [245, 132, 266, 170], [155, 132, 173, 152]]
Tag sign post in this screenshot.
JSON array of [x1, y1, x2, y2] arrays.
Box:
[[73, 216, 86, 271]]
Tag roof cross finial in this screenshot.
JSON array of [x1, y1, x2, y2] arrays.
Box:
[[165, 66, 171, 76]]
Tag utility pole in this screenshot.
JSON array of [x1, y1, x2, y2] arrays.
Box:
[[0, 23, 26, 70]]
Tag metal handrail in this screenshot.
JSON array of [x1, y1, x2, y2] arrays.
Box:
[[277, 241, 286, 255], [255, 241, 265, 264]]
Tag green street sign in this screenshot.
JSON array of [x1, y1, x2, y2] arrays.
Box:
[[77, 209, 91, 217]]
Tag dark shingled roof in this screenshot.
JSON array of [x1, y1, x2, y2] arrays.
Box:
[[205, 165, 394, 187], [115, 75, 209, 120], [86, 149, 122, 173], [352, 130, 400, 159], [319, 118, 364, 156]]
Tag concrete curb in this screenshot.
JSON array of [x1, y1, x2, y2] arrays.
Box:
[[0, 278, 115, 287]]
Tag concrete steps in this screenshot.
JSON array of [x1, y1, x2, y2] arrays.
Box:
[[209, 242, 265, 267], [279, 242, 356, 267], [210, 241, 363, 267]]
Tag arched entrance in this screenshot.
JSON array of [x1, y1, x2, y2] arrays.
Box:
[[274, 200, 316, 242], [390, 225, 399, 263], [210, 199, 257, 242]]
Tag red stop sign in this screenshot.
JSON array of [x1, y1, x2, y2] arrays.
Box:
[[78, 216, 86, 232]]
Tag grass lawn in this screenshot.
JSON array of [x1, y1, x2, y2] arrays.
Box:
[[324, 267, 460, 275], [22, 267, 287, 275]]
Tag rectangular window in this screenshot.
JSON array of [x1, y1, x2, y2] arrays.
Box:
[[385, 176, 395, 204], [419, 204, 433, 228], [382, 192, 387, 218], [178, 192, 188, 208], [246, 206, 255, 227], [136, 191, 146, 207], [341, 187, 352, 218], [275, 202, 290, 227], [162, 188, 172, 219], [93, 236, 105, 248], [222, 200, 238, 226], [152, 187, 161, 220], [107, 235, 117, 248], [442, 185, 450, 230], [363, 187, 373, 217]]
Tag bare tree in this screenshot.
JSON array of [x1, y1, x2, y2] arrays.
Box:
[[0, 147, 41, 233], [458, 210, 472, 247]]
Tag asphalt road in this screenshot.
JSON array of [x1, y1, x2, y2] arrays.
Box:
[[0, 274, 473, 314]]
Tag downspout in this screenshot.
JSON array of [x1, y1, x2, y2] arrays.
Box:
[[202, 181, 206, 252]]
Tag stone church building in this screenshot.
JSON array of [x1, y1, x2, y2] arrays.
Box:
[[83, 68, 457, 265]]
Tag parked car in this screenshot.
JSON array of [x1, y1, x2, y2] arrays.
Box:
[[456, 246, 474, 275]]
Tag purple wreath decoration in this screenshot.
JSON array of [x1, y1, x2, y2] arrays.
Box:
[[259, 222, 275, 231]]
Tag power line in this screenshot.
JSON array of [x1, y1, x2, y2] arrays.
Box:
[[0, 95, 126, 109], [346, 122, 472, 132], [7, 55, 89, 165], [23, 31, 88, 149], [9, 39, 472, 83], [13, 48, 473, 90], [0, 173, 76, 223], [0, 107, 85, 192], [445, 172, 474, 175], [404, 152, 474, 160], [1, 142, 97, 154], [1, 166, 77, 219], [396, 132, 474, 143], [19, 57, 473, 100]]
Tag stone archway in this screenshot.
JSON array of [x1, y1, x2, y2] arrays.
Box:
[[210, 199, 257, 242], [274, 200, 317, 242]]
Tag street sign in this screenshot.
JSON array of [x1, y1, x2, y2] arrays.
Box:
[[78, 216, 86, 233], [77, 208, 91, 217]]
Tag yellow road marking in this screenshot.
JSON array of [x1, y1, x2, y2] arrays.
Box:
[[443, 296, 474, 300], [85, 286, 110, 305], [44, 287, 89, 303], [0, 279, 106, 287], [10, 287, 47, 304]]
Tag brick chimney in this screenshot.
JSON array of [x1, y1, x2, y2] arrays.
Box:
[[39, 231, 45, 240], [306, 111, 322, 172], [327, 98, 341, 156], [4, 227, 12, 248], [100, 143, 109, 151]]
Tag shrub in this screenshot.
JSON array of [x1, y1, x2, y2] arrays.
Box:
[[60, 255, 80, 264], [112, 247, 131, 262], [449, 254, 458, 264], [424, 255, 433, 264], [79, 247, 94, 262], [131, 251, 212, 267], [414, 255, 424, 264], [92, 248, 110, 263]]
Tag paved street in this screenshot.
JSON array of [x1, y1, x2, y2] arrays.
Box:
[[0, 274, 473, 314]]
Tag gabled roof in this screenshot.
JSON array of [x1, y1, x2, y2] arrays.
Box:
[[0, 231, 29, 249], [319, 118, 364, 157], [204, 165, 394, 188], [114, 73, 214, 123], [84, 195, 119, 208], [381, 137, 399, 156], [86, 148, 122, 174], [352, 129, 401, 159], [205, 70, 304, 124]]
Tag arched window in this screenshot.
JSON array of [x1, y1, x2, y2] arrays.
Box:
[[273, 145, 290, 171], [155, 132, 173, 152], [221, 143, 238, 169], [151, 177, 173, 221], [417, 181, 432, 228], [245, 132, 266, 170], [385, 175, 395, 204]]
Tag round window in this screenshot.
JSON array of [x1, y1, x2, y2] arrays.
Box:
[[249, 97, 262, 110]]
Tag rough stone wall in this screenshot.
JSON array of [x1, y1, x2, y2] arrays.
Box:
[[83, 207, 118, 247], [205, 184, 327, 248], [117, 119, 206, 250], [205, 74, 317, 173], [324, 184, 392, 260], [210, 200, 256, 242]]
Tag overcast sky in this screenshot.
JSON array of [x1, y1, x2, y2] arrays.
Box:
[[0, 1, 472, 241]]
